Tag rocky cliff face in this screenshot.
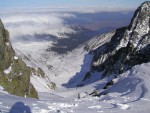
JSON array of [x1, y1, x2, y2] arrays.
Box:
[[85, 1, 150, 78], [0, 19, 38, 98]]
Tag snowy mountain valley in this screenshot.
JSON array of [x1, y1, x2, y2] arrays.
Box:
[[0, 1, 150, 113]]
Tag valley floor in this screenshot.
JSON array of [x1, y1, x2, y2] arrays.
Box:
[[1, 33, 150, 113]]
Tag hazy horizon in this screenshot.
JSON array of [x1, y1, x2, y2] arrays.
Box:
[[0, 0, 147, 11]]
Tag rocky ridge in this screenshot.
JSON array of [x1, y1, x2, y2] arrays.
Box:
[[0, 19, 39, 98], [85, 1, 150, 79]]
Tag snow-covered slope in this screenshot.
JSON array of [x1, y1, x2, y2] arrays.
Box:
[[14, 42, 92, 89], [0, 62, 150, 113], [0, 1, 150, 113], [85, 31, 115, 51]]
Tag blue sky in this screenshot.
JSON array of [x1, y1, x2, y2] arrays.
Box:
[[0, 0, 148, 9]]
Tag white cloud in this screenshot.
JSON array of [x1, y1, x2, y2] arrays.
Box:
[[1, 10, 76, 43], [0, 7, 133, 43]]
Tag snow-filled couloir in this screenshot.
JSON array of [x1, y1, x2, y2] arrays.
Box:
[[0, 1, 150, 113]]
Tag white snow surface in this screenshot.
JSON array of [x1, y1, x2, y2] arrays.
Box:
[[0, 3, 150, 112], [14, 41, 93, 90], [13, 56, 18, 60], [3, 65, 12, 74], [0, 62, 150, 113], [3, 35, 147, 113]]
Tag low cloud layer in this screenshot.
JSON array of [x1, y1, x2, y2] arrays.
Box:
[[0, 7, 133, 44], [1, 10, 77, 43]]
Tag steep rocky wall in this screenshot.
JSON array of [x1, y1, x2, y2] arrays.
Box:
[[0, 19, 38, 98], [85, 1, 150, 79]]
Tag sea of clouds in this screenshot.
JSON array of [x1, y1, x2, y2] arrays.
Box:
[[0, 7, 134, 44], [0, 9, 77, 43]]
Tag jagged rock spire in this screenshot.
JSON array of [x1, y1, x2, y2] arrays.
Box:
[[86, 1, 150, 78]]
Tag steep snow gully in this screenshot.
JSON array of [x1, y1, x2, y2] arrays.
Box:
[[0, 1, 150, 113]]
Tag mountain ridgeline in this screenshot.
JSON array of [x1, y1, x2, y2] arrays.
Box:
[[85, 1, 150, 79], [0, 19, 39, 98]]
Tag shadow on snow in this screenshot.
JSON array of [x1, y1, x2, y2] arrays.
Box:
[[9, 102, 31, 113]]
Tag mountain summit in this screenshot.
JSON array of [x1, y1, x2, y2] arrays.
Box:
[[85, 1, 150, 78]]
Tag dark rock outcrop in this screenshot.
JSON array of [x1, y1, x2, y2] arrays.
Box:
[[0, 19, 38, 98], [86, 1, 150, 78]]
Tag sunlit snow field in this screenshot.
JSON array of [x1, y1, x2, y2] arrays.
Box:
[[0, 8, 150, 113]]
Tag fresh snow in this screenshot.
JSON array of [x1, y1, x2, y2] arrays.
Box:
[[14, 40, 93, 89], [0, 62, 150, 113], [7, 37, 150, 113], [0, 2, 149, 112], [1, 32, 148, 113], [30, 75, 53, 93], [5, 42, 9, 46], [14, 56, 18, 60], [0, 86, 8, 94], [3, 65, 12, 74]]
